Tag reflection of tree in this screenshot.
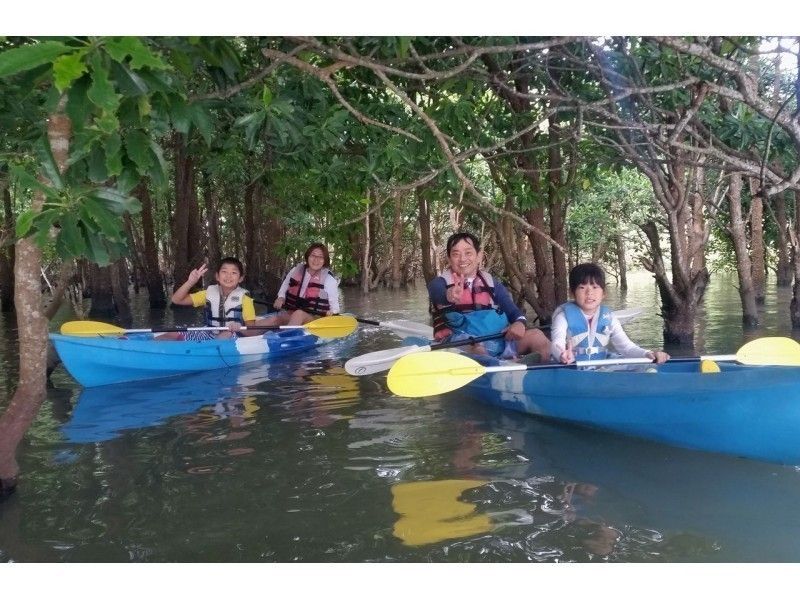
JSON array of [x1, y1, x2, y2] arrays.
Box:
[[558, 482, 621, 558]]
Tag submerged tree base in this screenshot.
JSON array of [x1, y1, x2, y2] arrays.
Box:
[[0, 476, 16, 499]]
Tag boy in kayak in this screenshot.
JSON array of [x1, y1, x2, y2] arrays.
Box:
[[161, 257, 256, 340], [551, 263, 669, 364], [252, 242, 341, 329], [428, 231, 550, 362]]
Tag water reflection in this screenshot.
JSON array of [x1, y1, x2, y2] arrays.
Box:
[[6, 277, 800, 562], [62, 366, 265, 444], [465, 405, 800, 562]]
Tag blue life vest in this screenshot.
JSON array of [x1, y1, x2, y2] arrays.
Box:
[[560, 302, 614, 361], [444, 308, 510, 357]]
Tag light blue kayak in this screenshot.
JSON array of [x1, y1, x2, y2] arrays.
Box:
[[463, 358, 800, 465], [50, 328, 330, 387]]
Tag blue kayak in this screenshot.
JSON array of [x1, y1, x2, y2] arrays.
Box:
[[50, 328, 330, 387], [463, 358, 800, 465]]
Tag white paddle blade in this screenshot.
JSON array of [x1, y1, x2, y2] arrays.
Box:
[[345, 344, 431, 376], [384, 320, 434, 339]]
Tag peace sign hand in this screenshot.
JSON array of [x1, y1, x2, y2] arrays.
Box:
[[447, 272, 465, 304], [186, 264, 208, 286]]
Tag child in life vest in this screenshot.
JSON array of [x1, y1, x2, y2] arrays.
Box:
[[160, 257, 255, 341], [253, 242, 341, 329], [550, 263, 669, 364]]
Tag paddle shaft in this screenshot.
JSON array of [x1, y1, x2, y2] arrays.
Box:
[[479, 356, 654, 375], [129, 324, 319, 334], [430, 332, 507, 350]]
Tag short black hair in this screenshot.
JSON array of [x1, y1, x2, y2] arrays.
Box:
[[218, 257, 244, 276], [446, 231, 481, 255], [569, 263, 605, 293]]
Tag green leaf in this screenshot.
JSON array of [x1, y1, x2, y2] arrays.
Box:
[[116, 165, 140, 195], [93, 187, 140, 215], [66, 76, 93, 129], [87, 145, 108, 182], [190, 103, 213, 145], [57, 214, 86, 257], [170, 99, 191, 134], [105, 133, 123, 177], [137, 95, 151, 117], [261, 85, 272, 108], [105, 37, 168, 71], [148, 139, 168, 187], [0, 40, 71, 78], [87, 56, 120, 112], [94, 110, 120, 135], [15, 209, 36, 237], [35, 137, 64, 190], [110, 60, 149, 97], [52, 50, 88, 92], [81, 196, 125, 238], [85, 231, 110, 266], [124, 129, 153, 174]]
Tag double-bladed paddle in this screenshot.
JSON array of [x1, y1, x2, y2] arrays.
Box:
[[345, 307, 645, 376], [59, 314, 359, 339], [252, 298, 433, 339], [345, 332, 506, 376], [386, 336, 800, 398]]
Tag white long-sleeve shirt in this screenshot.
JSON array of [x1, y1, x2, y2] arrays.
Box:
[[550, 306, 650, 362], [277, 265, 341, 313]]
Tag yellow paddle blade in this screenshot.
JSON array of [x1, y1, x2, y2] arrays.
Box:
[[392, 480, 492, 546], [700, 359, 721, 373], [737, 336, 800, 366], [60, 320, 126, 336], [387, 351, 487, 398], [304, 314, 358, 338]]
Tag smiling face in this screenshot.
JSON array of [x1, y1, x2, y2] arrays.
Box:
[[572, 281, 605, 316], [215, 263, 244, 293], [447, 238, 482, 279], [306, 248, 326, 274]]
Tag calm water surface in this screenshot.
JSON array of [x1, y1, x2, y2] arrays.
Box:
[[2, 271, 800, 563]]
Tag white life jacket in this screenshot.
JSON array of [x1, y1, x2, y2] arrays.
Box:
[[204, 284, 249, 326]]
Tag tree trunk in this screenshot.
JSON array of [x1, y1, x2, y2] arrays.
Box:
[[773, 191, 792, 287], [789, 191, 800, 327], [548, 115, 569, 306], [243, 181, 262, 293], [747, 178, 767, 304], [0, 105, 70, 492], [417, 185, 435, 284], [526, 205, 556, 319], [615, 232, 628, 292], [135, 183, 166, 308], [0, 171, 14, 312], [390, 191, 404, 290], [171, 133, 200, 291], [361, 191, 371, 294], [87, 262, 117, 319], [262, 193, 285, 300], [110, 258, 132, 327], [204, 184, 221, 277], [727, 174, 759, 327]]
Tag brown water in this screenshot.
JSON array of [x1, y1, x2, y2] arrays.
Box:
[[1, 272, 800, 563]]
